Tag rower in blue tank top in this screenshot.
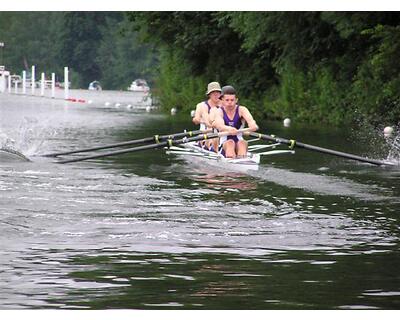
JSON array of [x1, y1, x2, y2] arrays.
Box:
[[212, 85, 259, 158]]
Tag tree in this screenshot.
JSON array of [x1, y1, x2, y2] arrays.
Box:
[[96, 15, 158, 90], [0, 12, 63, 74], [59, 12, 112, 87]]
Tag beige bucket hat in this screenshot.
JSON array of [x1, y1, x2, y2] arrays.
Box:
[[206, 81, 222, 95]]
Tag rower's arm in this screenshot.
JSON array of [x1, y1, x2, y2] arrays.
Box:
[[207, 107, 219, 128], [239, 106, 259, 131], [212, 109, 225, 130], [192, 103, 205, 125]]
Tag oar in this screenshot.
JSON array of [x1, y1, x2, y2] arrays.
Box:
[[57, 132, 222, 164], [249, 132, 396, 166], [43, 129, 211, 157]]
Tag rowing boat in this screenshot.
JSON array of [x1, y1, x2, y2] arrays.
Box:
[[166, 138, 295, 171]]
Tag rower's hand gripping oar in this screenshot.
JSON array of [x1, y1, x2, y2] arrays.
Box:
[[249, 132, 396, 166], [42, 129, 211, 157], [57, 130, 232, 164]]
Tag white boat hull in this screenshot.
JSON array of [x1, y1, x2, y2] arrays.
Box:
[[167, 141, 260, 171]]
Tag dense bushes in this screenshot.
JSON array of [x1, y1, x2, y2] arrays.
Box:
[[128, 12, 400, 126]]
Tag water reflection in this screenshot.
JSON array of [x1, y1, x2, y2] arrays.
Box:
[[190, 172, 258, 191]]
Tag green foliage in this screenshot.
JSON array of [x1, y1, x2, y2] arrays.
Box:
[[0, 12, 64, 73], [129, 11, 400, 125], [68, 68, 84, 90], [60, 12, 115, 87], [265, 64, 347, 124], [0, 12, 157, 89], [350, 24, 400, 124], [156, 49, 205, 110], [96, 16, 158, 90]]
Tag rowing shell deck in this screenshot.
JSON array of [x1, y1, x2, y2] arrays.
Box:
[[166, 140, 295, 171]]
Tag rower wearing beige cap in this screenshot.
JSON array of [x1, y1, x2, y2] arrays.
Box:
[[192, 81, 222, 151]]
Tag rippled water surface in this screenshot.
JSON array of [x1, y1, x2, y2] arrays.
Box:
[[1, 91, 399, 309]]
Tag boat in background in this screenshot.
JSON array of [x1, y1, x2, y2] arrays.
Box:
[[88, 81, 102, 91], [127, 79, 150, 92]]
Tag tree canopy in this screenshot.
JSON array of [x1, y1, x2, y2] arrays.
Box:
[[128, 12, 400, 125], [0, 12, 157, 89]]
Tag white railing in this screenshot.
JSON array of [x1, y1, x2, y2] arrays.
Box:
[[1, 65, 70, 99]]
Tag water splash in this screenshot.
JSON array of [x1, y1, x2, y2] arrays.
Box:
[[0, 129, 30, 162], [16, 117, 48, 156], [0, 117, 58, 159], [384, 127, 400, 164], [0, 130, 16, 149], [350, 120, 400, 165]]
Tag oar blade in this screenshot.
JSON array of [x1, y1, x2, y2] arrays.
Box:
[[250, 132, 396, 167]]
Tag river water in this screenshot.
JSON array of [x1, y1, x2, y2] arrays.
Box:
[[0, 91, 399, 309]]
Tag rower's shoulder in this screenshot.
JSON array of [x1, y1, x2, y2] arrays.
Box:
[[213, 106, 224, 114], [195, 101, 207, 109], [238, 105, 249, 112], [211, 105, 222, 111]]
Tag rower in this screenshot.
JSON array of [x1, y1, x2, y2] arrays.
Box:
[[213, 85, 258, 158], [192, 81, 221, 151]]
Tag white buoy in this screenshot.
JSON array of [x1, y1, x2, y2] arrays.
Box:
[[171, 107, 177, 115], [126, 104, 132, 109], [115, 103, 121, 108], [283, 118, 291, 127], [190, 110, 195, 117], [384, 126, 394, 137], [145, 106, 151, 112], [87, 100, 93, 104], [105, 102, 110, 106]]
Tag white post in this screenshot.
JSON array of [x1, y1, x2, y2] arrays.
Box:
[[64, 66, 69, 100], [40, 72, 45, 96], [14, 80, 18, 94], [7, 75, 11, 93], [22, 70, 26, 94], [31, 65, 35, 95], [51, 72, 55, 98]]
